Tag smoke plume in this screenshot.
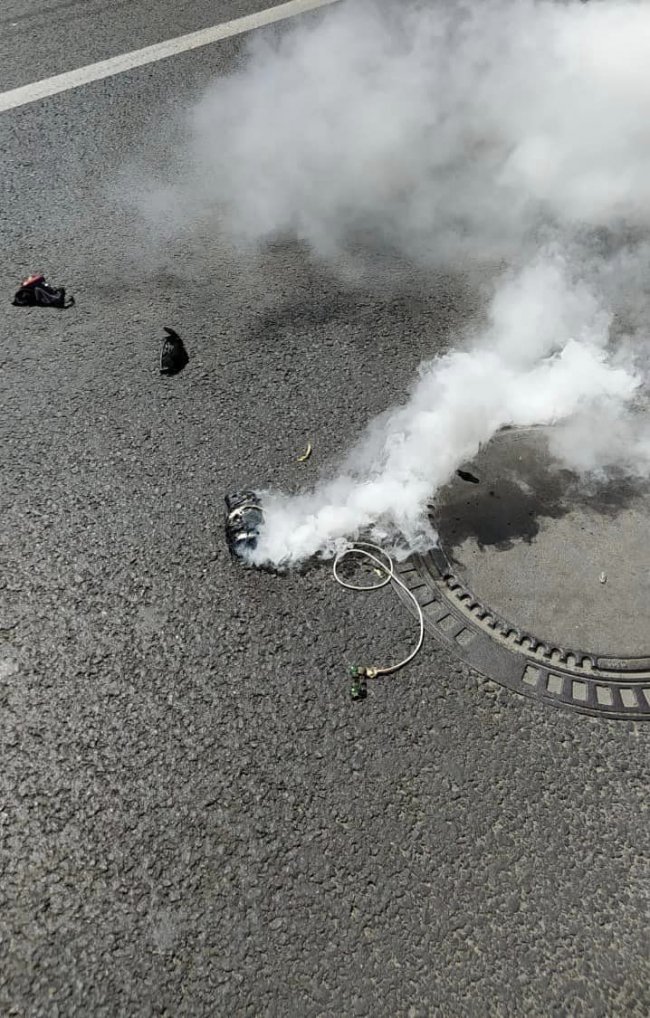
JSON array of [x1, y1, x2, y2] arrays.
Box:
[[148, 0, 650, 566]]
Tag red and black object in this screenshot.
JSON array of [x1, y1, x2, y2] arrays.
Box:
[[12, 273, 74, 309]]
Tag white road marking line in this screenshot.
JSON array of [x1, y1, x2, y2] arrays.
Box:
[[0, 0, 341, 114]]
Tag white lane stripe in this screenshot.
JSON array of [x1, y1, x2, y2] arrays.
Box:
[[0, 0, 341, 114]]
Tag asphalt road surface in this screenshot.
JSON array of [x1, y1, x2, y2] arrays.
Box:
[[1, 2, 649, 1016]]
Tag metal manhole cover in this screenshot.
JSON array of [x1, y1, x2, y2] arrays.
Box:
[[394, 426, 650, 719]]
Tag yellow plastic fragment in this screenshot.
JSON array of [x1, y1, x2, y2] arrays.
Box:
[[297, 442, 313, 462]]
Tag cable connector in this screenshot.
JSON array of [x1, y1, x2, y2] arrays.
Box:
[[349, 665, 368, 701]]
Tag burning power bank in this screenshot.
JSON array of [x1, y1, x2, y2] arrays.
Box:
[[225, 491, 264, 559]]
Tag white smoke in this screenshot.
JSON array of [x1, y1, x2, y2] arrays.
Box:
[[249, 254, 640, 565], [170, 0, 650, 257], [144, 0, 650, 566]]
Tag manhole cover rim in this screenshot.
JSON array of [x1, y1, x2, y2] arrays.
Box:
[[395, 543, 650, 720]]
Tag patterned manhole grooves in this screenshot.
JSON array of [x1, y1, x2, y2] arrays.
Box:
[[392, 426, 650, 720]]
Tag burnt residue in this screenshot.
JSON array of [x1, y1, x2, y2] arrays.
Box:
[[456, 469, 480, 484], [434, 436, 650, 556]]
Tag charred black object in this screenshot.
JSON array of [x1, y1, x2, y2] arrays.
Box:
[[225, 491, 264, 559], [457, 469, 480, 484], [160, 327, 189, 376], [12, 273, 74, 309]]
